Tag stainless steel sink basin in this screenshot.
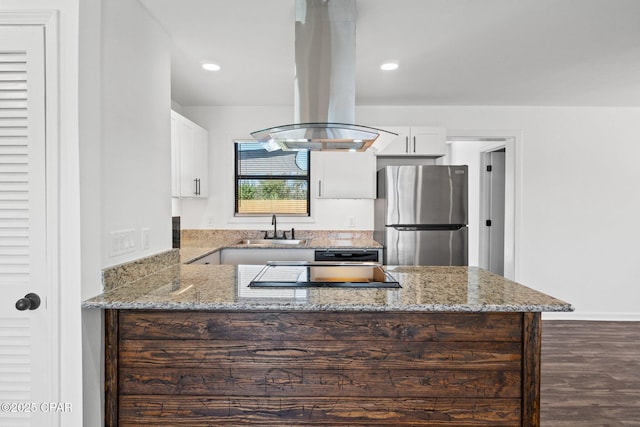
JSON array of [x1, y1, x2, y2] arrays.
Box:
[[239, 239, 309, 247]]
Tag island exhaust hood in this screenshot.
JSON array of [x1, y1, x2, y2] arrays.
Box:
[[251, 0, 396, 151]]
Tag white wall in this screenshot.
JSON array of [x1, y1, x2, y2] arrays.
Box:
[[359, 105, 640, 320], [178, 106, 377, 231], [100, 0, 172, 268], [78, 0, 102, 423], [78, 0, 172, 426]]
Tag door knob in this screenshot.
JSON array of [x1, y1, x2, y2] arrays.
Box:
[[15, 293, 41, 311]]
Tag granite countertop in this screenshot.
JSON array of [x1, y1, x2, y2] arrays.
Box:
[[83, 263, 573, 313], [181, 236, 383, 264]]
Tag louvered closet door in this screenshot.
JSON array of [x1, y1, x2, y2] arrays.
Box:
[[0, 26, 53, 426]]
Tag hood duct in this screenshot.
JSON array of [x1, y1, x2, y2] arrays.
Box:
[[251, 0, 396, 151]]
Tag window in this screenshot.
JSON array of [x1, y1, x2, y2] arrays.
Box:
[[235, 142, 310, 216]]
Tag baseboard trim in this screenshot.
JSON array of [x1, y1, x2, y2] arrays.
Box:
[[542, 312, 640, 321]]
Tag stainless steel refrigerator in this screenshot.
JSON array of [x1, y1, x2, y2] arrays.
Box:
[[374, 165, 468, 266]]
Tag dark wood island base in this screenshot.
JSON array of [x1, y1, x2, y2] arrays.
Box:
[[105, 310, 541, 426]]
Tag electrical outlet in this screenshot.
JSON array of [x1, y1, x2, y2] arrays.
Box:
[[142, 228, 150, 250], [348, 216, 356, 228], [110, 229, 136, 257]]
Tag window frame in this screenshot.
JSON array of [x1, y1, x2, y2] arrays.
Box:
[[234, 141, 311, 217]]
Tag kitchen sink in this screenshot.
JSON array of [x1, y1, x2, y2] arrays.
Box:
[[239, 239, 309, 247]]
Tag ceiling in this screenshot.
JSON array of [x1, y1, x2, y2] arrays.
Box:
[[139, 0, 640, 107]]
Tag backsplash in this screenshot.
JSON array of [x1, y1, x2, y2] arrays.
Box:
[[180, 229, 263, 248], [181, 229, 374, 247], [102, 249, 180, 292]]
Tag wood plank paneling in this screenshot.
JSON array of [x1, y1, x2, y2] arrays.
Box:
[[120, 367, 521, 397], [119, 311, 523, 342], [104, 309, 119, 427], [120, 339, 522, 370], [522, 312, 541, 427], [119, 396, 521, 426], [111, 310, 530, 426]]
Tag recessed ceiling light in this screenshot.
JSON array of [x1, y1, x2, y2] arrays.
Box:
[[201, 62, 221, 71], [380, 61, 399, 71]]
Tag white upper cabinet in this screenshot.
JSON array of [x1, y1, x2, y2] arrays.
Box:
[[171, 110, 208, 198], [312, 151, 376, 199], [374, 126, 447, 157]]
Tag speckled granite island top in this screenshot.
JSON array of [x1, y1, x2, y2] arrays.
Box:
[[83, 264, 573, 312]]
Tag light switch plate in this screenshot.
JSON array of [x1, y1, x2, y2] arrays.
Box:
[[110, 229, 136, 257], [142, 228, 150, 250]]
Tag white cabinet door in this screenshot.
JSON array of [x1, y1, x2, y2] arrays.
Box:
[[192, 125, 208, 197], [374, 126, 411, 155], [177, 116, 196, 196], [314, 151, 376, 199], [0, 25, 56, 427], [411, 127, 447, 156], [375, 126, 446, 157], [171, 110, 208, 198]]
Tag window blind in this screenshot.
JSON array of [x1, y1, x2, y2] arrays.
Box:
[[235, 143, 310, 215]]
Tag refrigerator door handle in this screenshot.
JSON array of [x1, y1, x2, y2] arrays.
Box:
[[391, 225, 420, 231], [389, 225, 466, 231]]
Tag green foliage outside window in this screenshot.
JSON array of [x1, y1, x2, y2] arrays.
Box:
[[239, 180, 307, 201]]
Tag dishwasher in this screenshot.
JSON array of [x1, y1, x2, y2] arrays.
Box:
[[314, 249, 379, 263]]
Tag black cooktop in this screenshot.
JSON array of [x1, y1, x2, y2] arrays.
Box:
[[248, 261, 401, 289]]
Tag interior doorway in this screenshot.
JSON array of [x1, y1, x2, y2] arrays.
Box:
[[445, 132, 520, 280]]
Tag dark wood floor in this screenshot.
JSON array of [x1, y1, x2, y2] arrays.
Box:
[[541, 321, 640, 426]]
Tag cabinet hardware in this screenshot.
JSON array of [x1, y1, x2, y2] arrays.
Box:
[[413, 136, 416, 153], [405, 136, 409, 153], [318, 180, 322, 197]]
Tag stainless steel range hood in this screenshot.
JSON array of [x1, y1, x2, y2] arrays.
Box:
[[251, 0, 396, 151]]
